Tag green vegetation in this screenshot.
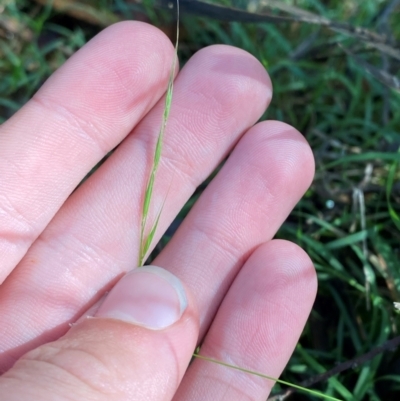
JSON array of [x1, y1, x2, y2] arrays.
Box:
[[1, 1, 400, 399]]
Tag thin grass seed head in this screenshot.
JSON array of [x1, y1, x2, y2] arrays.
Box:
[[138, 0, 180, 267]]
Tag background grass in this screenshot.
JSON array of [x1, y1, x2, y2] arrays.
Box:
[[1, 0, 400, 399]]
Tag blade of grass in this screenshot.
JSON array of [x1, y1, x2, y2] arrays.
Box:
[[192, 354, 343, 401], [386, 150, 400, 231], [324, 151, 400, 168], [325, 230, 369, 250], [342, 45, 400, 91], [296, 346, 354, 400]]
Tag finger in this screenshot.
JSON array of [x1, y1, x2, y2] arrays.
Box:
[[0, 21, 176, 283], [0, 46, 272, 370], [0, 266, 199, 401], [174, 240, 317, 401], [155, 120, 315, 336]]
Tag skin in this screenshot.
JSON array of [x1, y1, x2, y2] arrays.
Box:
[[0, 22, 317, 400]]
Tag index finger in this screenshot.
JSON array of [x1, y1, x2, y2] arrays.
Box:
[[0, 22, 176, 283]]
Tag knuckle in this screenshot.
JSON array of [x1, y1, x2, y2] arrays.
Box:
[[0, 191, 38, 245], [31, 94, 109, 154]]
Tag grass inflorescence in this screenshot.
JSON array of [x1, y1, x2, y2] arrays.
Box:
[[138, 0, 180, 267]]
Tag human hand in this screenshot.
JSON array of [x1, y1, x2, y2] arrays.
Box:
[[0, 22, 317, 400]]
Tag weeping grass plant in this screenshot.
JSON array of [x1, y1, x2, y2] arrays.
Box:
[[137, 1, 342, 400]]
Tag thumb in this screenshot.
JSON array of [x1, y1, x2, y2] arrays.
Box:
[[0, 266, 199, 401]]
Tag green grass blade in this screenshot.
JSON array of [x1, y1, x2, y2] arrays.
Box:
[[193, 354, 343, 401], [386, 150, 400, 231], [325, 230, 368, 250], [324, 151, 400, 168], [296, 346, 354, 400]]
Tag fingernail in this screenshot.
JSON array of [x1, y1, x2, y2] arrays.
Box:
[[95, 266, 187, 330]]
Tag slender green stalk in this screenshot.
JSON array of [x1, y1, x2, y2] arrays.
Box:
[[193, 354, 343, 401], [138, 0, 180, 267]]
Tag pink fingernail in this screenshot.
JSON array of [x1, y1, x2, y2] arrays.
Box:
[[95, 266, 187, 330]]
